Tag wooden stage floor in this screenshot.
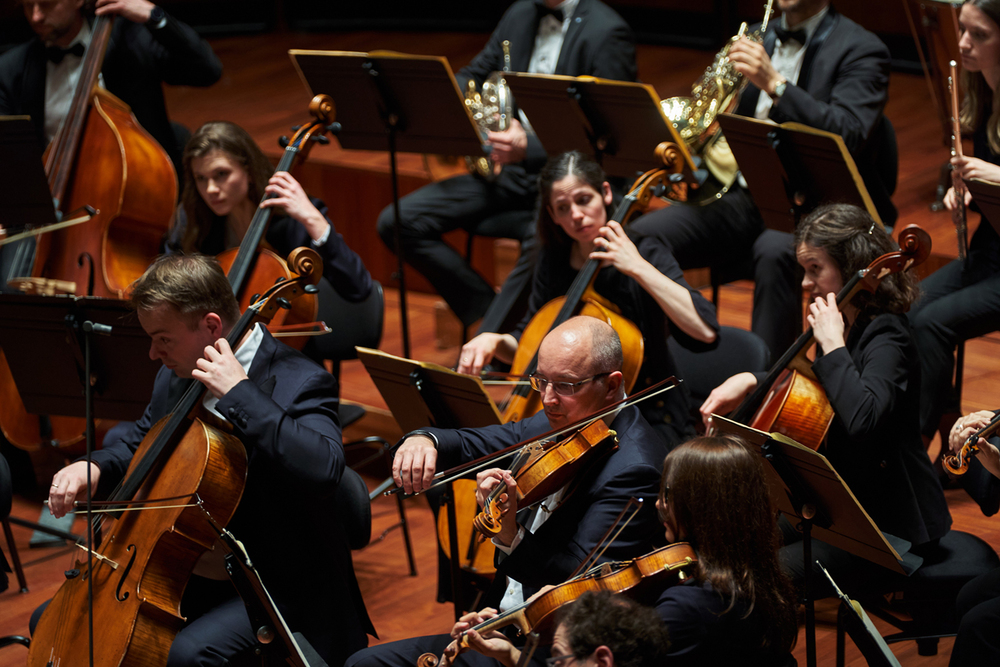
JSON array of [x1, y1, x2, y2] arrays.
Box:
[[2, 25, 1000, 667]]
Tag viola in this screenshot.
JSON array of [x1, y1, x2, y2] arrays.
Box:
[[27, 248, 324, 667], [498, 166, 674, 423], [417, 542, 698, 667], [726, 225, 931, 449], [943, 411, 1000, 476], [0, 13, 175, 453], [216, 95, 338, 350]]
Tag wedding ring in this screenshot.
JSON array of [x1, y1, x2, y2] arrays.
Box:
[[50, 483, 59, 489]]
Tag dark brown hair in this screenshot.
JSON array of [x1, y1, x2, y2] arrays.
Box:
[[960, 1, 1000, 153], [129, 254, 240, 328], [554, 591, 669, 667], [794, 203, 919, 318], [660, 436, 797, 654], [173, 121, 274, 253], [536, 151, 614, 249]]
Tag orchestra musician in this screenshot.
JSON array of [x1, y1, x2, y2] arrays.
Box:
[[701, 204, 952, 597], [457, 151, 719, 446], [910, 0, 1000, 447], [0, 0, 222, 175], [346, 316, 669, 667], [165, 120, 372, 305], [376, 0, 637, 336], [41, 254, 374, 666], [628, 0, 898, 361], [948, 409, 1000, 665]]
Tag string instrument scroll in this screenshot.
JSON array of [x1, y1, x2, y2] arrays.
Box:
[[725, 226, 932, 450], [949, 59, 969, 261], [27, 249, 324, 667], [943, 411, 1000, 476]]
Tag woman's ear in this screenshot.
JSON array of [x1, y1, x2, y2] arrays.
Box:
[[602, 181, 613, 207]]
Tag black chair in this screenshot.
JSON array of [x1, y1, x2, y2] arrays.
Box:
[[837, 530, 1000, 662], [304, 279, 384, 428], [666, 326, 771, 420]]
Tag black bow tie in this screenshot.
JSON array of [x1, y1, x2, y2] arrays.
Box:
[[773, 26, 807, 45], [45, 43, 85, 64], [535, 2, 564, 23]]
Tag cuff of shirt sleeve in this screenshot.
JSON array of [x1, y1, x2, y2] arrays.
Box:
[[311, 224, 331, 247], [493, 525, 524, 554]]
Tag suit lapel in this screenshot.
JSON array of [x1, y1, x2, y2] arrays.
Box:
[[798, 7, 838, 92], [246, 327, 277, 391], [509, 4, 540, 72], [554, 0, 590, 74]]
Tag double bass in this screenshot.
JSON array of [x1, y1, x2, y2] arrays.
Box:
[[27, 249, 323, 667], [0, 11, 176, 452]]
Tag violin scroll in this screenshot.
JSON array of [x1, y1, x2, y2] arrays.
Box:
[[472, 494, 505, 538], [942, 411, 1000, 476]]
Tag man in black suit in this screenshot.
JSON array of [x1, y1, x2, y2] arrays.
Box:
[[346, 317, 668, 667], [630, 0, 894, 360], [44, 254, 374, 667], [0, 0, 222, 175], [377, 0, 637, 335]]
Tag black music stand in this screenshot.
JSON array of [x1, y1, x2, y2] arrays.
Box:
[[289, 50, 486, 359], [717, 114, 883, 233], [712, 416, 914, 667], [503, 73, 699, 182]]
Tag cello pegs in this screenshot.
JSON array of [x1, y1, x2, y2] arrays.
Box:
[[327, 122, 342, 135], [276, 297, 291, 310], [311, 135, 330, 144], [304, 284, 319, 294], [278, 136, 290, 149]]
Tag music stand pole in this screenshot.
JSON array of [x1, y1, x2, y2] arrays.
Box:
[[387, 119, 411, 359]]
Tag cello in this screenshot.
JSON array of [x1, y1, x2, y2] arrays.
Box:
[[726, 225, 932, 450], [27, 248, 324, 667], [498, 166, 673, 423], [0, 11, 176, 452]]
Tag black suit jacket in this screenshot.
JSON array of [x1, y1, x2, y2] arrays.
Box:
[[89, 328, 374, 665], [734, 6, 897, 224], [456, 0, 637, 172], [427, 405, 668, 601], [0, 11, 221, 171]]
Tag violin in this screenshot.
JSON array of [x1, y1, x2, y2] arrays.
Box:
[[498, 166, 674, 423], [943, 411, 1000, 476], [473, 419, 617, 537], [217, 95, 338, 349], [27, 249, 324, 667], [726, 225, 931, 450], [417, 542, 698, 667]]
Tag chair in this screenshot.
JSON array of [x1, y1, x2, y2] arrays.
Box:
[[0, 452, 26, 594], [666, 326, 771, 420], [837, 530, 1000, 663], [304, 279, 384, 428]]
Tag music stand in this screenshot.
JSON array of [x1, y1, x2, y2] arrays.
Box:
[[712, 415, 913, 667], [503, 73, 699, 181], [289, 50, 486, 359], [965, 178, 1000, 236], [822, 564, 903, 667], [717, 114, 883, 234]]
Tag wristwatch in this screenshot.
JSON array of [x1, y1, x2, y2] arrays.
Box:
[[770, 78, 788, 103], [146, 6, 167, 30]]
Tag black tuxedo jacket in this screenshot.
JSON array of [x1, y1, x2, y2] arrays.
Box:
[[427, 404, 668, 602], [89, 328, 374, 665], [0, 11, 221, 171], [456, 0, 637, 171], [735, 6, 897, 224]]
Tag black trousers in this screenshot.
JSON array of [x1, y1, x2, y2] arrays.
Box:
[[376, 168, 537, 327], [909, 222, 1000, 439], [951, 567, 1000, 665], [629, 186, 801, 361]]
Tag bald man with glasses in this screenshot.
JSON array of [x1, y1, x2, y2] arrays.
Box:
[[348, 317, 668, 667]]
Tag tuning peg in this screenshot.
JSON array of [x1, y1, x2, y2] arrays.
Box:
[[291, 124, 302, 132], [327, 122, 341, 135], [277, 298, 291, 310], [252, 293, 262, 302], [304, 284, 319, 294], [311, 135, 330, 144], [278, 136, 290, 149]]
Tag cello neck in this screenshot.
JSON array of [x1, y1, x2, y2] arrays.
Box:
[[45, 15, 113, 209]]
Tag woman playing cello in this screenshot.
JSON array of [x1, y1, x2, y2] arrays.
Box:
[[458, 151, 719, 445], [702, 203, 952, 596]]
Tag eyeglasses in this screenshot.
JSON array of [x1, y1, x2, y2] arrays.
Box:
[[545, 654, 577, 667], [529, 372, 610, 396]]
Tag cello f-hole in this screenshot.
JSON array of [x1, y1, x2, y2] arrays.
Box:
[[77, 252, 95, 296], [115, 544, 137, 602]]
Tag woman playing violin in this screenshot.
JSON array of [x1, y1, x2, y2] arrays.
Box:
[[458, 151, 719, 445], [166, 120, 372, 303], [702, 203, 951, 596], [910, 0, 1000, 447]]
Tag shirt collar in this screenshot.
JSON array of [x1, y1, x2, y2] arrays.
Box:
[[556, 0, 580, 22], [781, 5, 829, 43]]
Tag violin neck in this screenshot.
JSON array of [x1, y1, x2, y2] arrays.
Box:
[[46, 15, 113, 207]]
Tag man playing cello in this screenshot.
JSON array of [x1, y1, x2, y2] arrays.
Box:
[[348, 316, 668, 667], [40, 254, 373, 667]]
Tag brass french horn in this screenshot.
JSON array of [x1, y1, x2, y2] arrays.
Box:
[[464, 40, 514, 181], [661, 0, 775, 204]]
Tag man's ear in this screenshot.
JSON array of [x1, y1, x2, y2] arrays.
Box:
[[203, 312, 225, 339], [593, 646, 614, 667], [605, 371, 624, 400]]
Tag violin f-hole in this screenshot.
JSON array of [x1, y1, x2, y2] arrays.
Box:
[[115, 544, 136, 601]]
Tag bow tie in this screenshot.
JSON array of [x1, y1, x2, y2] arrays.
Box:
[[535, 2, 564, 23], [773, 26, 807, 45], [45, 43, 85, 64]]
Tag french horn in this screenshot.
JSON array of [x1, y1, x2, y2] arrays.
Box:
[[464, 40, 513, 181]]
